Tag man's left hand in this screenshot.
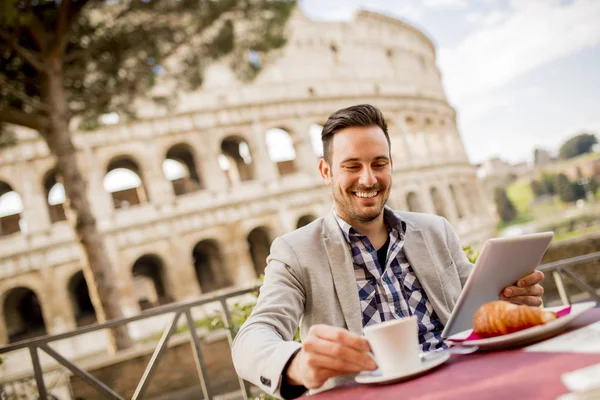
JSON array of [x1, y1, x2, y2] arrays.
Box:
[[500, 270, 545, 307]]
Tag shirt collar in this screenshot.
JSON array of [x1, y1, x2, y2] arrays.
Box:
[[332, 206, 406, 244]]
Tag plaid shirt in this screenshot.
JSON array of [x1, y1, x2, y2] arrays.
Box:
[[334, 208, 446, 351]]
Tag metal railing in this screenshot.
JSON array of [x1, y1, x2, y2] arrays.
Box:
[[0, 284, 261, 400], [538, 251, 600, 306], [1, 252, 599, 400]]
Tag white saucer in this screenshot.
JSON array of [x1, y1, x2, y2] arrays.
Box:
[[355, 352, 450, 385]]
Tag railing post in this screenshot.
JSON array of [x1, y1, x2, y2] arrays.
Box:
[[185, 309, 213, 400], [553, 270, 571, 306], [132, 312, 182, 400], [29, 346, 48, 400], [220, 299, 251, 400]]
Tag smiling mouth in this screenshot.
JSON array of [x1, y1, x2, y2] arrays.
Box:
[[353, 191, 379, 199]]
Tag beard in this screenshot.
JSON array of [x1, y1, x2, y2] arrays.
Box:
[[332, 183, 390, 224]]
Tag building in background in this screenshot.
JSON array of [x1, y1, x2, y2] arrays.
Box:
[[0, 9, 494, 369]]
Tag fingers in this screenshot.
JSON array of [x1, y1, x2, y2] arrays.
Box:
[[517, 270, 544, 288], [303, 335, 376, 371], [310, 325, 371, 352], [502, 284, 544, 298], [502, 295, 543, 307], [303, 352, 368, 374]]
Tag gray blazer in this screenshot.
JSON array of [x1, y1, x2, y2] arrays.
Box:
[[232, 210, 473, 398]]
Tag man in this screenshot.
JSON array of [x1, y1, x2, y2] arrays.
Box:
[[232, 104, 544, 399]]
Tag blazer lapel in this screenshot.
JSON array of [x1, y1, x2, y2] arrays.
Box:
[[403, 227, 451, 325], [322, 211, 363, 335]]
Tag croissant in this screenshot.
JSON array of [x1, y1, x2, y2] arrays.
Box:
[[472, 301, 557, 338]]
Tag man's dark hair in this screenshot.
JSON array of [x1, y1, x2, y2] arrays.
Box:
[[321, 104, 390, 164]]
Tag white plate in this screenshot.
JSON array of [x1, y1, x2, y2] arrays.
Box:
[[355, 352, 450, 385], [446, 301, 597, 350]]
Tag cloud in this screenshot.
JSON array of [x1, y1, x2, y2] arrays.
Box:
[[439, 0, 600, 103]]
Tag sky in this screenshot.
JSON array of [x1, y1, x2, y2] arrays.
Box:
[[300, 0, 600, 165]]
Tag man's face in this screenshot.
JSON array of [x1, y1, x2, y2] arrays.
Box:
[[319, 125, 392, 225]]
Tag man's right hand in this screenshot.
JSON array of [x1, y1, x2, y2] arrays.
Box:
[[285, 324, 377, 389]]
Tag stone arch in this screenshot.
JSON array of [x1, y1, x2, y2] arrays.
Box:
[[104, 156, 149, 209], [132, 254, 171, 310], [247, 226, 273, 277], [424, 117, 435, 134], [406, 191, 423, 212], [192, 239, 232, 293], [164, 143, 204, 196], [265, 128, 297, 176], [430, 186, 448, 219], [67, 271, 97, 327], [220, 135, 255, 186], [405, 115, 419, 134], [2, 286, 46, 343], [43, 168, 67, 223], [309, 123, 324, 157], [449, 184, 464, 219], [461, 181, 476, 215], [0, 181, 23, 236], [296, 214, 317, 229]]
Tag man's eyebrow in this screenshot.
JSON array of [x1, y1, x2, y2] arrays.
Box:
[[340, 157, 360, 163], [339, 156, 390, 164]]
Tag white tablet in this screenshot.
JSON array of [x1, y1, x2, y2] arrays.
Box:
[[441, 231, 554, 338]]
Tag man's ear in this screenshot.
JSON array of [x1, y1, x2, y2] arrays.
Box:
[[319, 158, 331, 184]]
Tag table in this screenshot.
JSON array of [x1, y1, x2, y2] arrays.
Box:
[[313, 308, 600, 400]]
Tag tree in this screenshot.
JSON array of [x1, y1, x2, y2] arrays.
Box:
[[0, 0, 295, 349], [558, 133, 598, 160], [493, 187, 517, 222], [556, 174, 577, 203]]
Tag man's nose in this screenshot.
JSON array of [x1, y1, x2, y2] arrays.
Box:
[[358, 167, 377, 187]]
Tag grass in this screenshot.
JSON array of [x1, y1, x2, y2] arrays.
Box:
[[506, 181, 534, 214], [496, 212, 534, 230]]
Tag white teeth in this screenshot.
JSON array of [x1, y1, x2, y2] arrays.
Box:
[[355, 191, 378, 198]]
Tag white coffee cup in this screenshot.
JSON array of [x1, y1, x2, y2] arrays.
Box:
[[363, 315, 420, 376]]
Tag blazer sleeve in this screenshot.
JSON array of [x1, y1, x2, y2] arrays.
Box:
[[443, 218, 474, 287], [232, 236, 306, 399]]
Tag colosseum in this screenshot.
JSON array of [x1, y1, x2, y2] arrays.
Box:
[[0, 8, 495, 370]]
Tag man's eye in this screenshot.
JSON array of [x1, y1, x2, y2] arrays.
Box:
[[345, 166, 359, 170], [374, 163, 388, 168]]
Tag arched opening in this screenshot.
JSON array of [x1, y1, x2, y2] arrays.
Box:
[[329, 42, 339, 64], [309, 124, 324, 157], [192, 240, 231, 293], [104, 157, 148, 209], [164, 144, 203, 196], [424, 118, 435, 134], [68, 271, 97, 327], [0, 181, 23, 236], [461, 182, 475, 215], [296, 215, 317, 229], [220, 136, 254, 186], [405, 116, 418, 134], [449, 184, 464, 219], [266, 128, 297, 176], [406, 192, 423, 213], [3, 287, 46, 343], [43, 170, 67, 223], [247, 227, 272, 277], [430, 187, 448, 219], [132, 255, 170, 310]]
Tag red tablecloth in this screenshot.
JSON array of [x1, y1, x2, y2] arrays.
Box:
[[313, 308, 600, 400]]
